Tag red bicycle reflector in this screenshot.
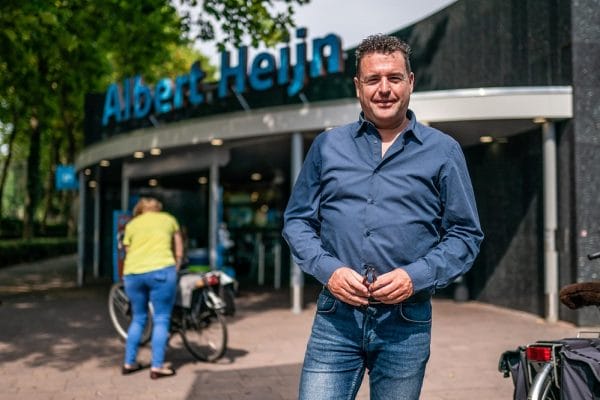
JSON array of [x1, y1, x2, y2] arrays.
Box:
[[526, 346, 552, 362], [206, 274, 220, 286]]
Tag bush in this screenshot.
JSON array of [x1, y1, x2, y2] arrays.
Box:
[[0, 218, 69, 239], [0, 238, 77, 268]]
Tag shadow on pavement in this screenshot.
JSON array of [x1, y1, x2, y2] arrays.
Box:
[[185, 362, 302, 400], [0, 256, 309, 375], [0, 282, 123, 371]]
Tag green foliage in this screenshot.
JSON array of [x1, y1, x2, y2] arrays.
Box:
[[179, 0, 311, 50], [0, 0, 308, 236], [0, 237, 77, 268], [0, 218, 68, 239]]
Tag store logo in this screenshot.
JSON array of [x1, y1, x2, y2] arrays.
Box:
[[101, 28, 343, 127]]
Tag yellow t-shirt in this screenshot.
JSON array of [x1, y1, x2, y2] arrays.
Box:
[[122, 211, 180, 275]]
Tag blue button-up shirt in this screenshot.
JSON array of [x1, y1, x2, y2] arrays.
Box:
[[283, 110, 483, 294]]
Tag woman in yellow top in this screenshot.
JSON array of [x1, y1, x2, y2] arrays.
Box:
[[121, 197, 183, 379]]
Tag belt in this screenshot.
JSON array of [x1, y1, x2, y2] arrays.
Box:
[[322, 287, 431, 305]]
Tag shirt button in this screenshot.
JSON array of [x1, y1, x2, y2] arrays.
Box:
[[365, 230, 371, 237]]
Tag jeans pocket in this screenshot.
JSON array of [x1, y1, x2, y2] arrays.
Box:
[[398, 301, 432, 324], [153, 270, 167, 282], [316, 290, 337, 314]]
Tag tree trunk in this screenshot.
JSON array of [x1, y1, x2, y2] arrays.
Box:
[[62, 94, 78, 238], [0, 111, 18, 219], [22, 118, 41, 240], [41, 135, 60, 233]]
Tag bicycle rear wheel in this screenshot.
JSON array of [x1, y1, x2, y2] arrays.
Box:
[[107, 282, 152, 344], [181, 310, 227, 362], [529, 363, 560, 400]]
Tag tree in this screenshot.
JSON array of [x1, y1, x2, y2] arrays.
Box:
[[179, 0, 311, 51], [0, 0, 309, 238]]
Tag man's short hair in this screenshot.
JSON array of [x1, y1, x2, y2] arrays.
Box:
[[355, 34, 412, 76]]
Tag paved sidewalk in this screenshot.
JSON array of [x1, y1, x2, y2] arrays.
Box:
[[0, 256, 578, 399]]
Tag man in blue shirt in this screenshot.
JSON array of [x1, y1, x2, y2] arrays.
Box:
[[283, 34, 483, 399]]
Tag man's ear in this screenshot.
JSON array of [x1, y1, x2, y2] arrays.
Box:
[[353, 76, 360, 97]]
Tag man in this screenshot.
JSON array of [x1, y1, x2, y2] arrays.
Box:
[[282, 34, 483, 399]]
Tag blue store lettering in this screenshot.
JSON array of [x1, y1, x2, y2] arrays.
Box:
[[102, 28, 343, 127]]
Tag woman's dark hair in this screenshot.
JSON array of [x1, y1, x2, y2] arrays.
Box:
[[355, 34, 412, 77]]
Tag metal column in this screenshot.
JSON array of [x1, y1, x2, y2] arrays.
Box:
[[121, 175, 129, 211], [93, 167, 101, 279], [77, 171, 86, 287], [209, 152, 219, 270], [543, 121, 559, 322], [290, 132, 304, 314]]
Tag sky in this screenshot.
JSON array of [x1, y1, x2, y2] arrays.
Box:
[[192, 0, 457, 67]]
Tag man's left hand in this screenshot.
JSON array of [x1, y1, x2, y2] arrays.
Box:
[[368, 268, 414, 304]]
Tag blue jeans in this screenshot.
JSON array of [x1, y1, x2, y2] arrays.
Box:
[[299, 288, 431, 400], [123, 266, 177, 368]]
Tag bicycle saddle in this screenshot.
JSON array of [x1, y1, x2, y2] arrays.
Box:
[[559, 281, 600, 309]]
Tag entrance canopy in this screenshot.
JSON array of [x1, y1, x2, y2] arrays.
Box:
[[75, 86, 572, 171]]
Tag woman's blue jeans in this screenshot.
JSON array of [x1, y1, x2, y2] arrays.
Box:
[[123, 266, 177, 368], [299, 288, 431, 400]]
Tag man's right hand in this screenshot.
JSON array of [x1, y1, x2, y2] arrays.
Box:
[[326, 267, 370, 306]]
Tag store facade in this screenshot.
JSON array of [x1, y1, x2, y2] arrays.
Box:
[[77, 0, 599, 325]]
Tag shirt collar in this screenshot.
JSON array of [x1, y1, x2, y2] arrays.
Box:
[[354, 109, 424, 144]]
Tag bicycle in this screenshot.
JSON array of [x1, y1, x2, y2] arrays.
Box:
[[498, 253, 600, 400], [108, 270, 228, 362]]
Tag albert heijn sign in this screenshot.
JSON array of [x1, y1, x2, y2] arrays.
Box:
[[101, 28, 343, 127]]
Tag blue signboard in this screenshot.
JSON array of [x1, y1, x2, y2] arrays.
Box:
[[55, 165, 78, 190]]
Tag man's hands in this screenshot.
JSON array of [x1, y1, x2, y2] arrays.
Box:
[[326, 267, 414, 306], [369, 268, 414, 304], [326, 267, 370, 306]]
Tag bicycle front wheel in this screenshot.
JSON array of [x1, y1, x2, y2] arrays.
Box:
[[181, 311, 228, 362], [107, 282, 152, 344]]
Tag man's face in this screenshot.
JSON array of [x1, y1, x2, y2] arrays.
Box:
[[353, 51, 414, 131]]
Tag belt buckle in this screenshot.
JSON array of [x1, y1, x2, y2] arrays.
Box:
[[367, 297, 382, 305]]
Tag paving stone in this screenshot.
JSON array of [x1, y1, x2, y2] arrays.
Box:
[[0, 256, 578, 400]]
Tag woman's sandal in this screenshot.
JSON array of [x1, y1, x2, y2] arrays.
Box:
[[150, 367, 176, 380], [121, 363, 148, 375]]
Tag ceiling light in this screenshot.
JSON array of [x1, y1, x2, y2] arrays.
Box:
[[88, 180, 97, 188], [99, 160, 110, 167], [84, 168, 92, 176], [133, 151, 144, 159], [198, 176, 208, 184], [210, 138, 223, 146], [250, 172, 262, 181], [479, 136, 494, 143], [250, 192, 259, 202], [148, 179, 158, 187], [150, 147, 161, 156], [533, 117, 547, 124]]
